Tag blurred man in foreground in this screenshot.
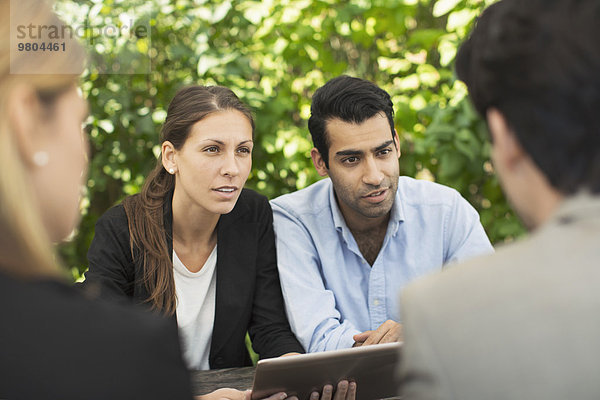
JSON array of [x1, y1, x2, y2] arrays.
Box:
[[399, 0, 600, 398]]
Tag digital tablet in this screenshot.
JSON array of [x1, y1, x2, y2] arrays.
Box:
[[251, 342, 402, 400]]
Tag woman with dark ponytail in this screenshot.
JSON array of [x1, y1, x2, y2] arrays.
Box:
[[83, 85, 304, 370]]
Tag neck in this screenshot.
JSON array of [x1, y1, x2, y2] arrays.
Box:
[[346, 213, 390, 234], [526, 186, 564, 230], [337, 199, 391, 234], [335, 197, 391, 266], [507, 161, 565, 230], [345, 213, 390, 266], [171, 190, 220, 248]]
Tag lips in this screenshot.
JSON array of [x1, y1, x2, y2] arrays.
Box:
[[362, 188, 388, 203], [364, 189, 386, 197], [212, 186, 238, 198], [214, 187, 236, 193]]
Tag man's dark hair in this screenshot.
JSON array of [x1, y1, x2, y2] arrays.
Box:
[[456, 0, 600, 194], [308, 75, 395, 168]]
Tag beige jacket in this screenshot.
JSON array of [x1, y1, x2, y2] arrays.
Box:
[[399, 193, 600, 400]]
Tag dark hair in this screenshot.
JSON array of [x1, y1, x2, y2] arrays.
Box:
[[308, 75, 395, 168], [123, 85, 254, 315], [456, 0, 600, 194]]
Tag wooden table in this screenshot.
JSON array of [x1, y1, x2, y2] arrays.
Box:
[[190, 367, 402, 399], [191, 367, 255, 395]]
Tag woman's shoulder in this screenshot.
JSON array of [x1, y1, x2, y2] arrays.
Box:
[[0, 271, 191, 398], [96, 194, 141, 229], [238, 188, 268, 202], [0, 271, 178, 359], [227, 188, 271, 223], [237, 188, 270, 210]]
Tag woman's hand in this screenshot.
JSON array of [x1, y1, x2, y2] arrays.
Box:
[[195, 388, 289, 400], [194, 388, 251, 400], [195, 380, 356, 400]]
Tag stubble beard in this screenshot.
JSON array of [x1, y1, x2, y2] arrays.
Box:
[[333, 177, 398, 221]]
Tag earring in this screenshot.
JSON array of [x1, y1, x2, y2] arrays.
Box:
[[168, 168, 175, 174], [33, 151, 49, 167]]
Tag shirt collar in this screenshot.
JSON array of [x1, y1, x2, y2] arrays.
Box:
[[329, 181, 347, 232], [548, 191, 600, 226]]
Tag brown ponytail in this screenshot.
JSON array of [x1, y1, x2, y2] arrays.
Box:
[[123, 85, 254, 315]]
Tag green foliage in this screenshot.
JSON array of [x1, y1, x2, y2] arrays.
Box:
[[56, 0, 524, 280]]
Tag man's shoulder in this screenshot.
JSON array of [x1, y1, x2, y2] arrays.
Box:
[[401, 221, 600, 398], [397, 176, 461, 208], [271, 178, 332, 219], [404, 239, 524, 306]]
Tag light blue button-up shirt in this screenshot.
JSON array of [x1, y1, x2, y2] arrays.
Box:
[[271, 176, 493, 352]]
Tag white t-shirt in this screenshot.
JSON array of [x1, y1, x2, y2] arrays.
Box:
[[173, 245, 217, 370]]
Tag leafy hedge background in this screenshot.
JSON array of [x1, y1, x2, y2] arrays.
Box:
[[55, 0, 524, 281]]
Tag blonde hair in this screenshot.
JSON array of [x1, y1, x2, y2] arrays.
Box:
[[0, 0, 86, 278]]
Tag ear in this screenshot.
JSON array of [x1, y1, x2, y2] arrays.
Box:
[[487, 108, 525, 171], [161, 141, 177, 174], [7, 85, 43, 168], [310, 148, 329, 177], [393, 129, 401, 159]]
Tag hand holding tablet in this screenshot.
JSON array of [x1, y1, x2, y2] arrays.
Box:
[[251, 342, 401, 400]]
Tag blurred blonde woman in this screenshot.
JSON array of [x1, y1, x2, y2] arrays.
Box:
[[0, 0, 194, 398], [0, 2, 355, 400]]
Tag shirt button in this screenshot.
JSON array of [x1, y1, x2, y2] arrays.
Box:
[[373, 299, 380, 306]]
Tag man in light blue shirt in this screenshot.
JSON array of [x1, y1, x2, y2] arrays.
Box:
[[271, 76, 493, 353]]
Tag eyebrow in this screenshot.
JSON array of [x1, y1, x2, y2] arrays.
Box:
[[374, 140, 395, 152], [201, 139, 254, 145], [335, 140, 394, 157]]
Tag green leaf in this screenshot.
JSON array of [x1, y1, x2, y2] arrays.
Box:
[[433, 0, 463, 17]]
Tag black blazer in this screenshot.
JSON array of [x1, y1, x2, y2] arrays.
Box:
[[83, 188, 304, 369], [0, 270, 192, 400]]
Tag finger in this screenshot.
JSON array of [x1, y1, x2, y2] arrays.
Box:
[[346, 382, 357, 400], [396, 323, 404, 342], [361, 326, 387, 346], [363, 320, 396, 346], [310, 391, 319, 400], [352, 331, 372, 342], [380, 323, 403, 343], [262, 392, 288, 400], [321, 384, 334, 400], [333, 381, 348, 400]]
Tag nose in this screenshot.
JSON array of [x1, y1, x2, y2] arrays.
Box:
[[220, 150, 240, 177], [362, 156, 384, 186]]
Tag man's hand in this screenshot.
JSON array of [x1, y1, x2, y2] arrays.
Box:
[[352, 320, 403, 347], [310, 380, 356, 400]]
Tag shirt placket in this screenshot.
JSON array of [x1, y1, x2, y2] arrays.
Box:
[[368, 259, 387, 330]]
